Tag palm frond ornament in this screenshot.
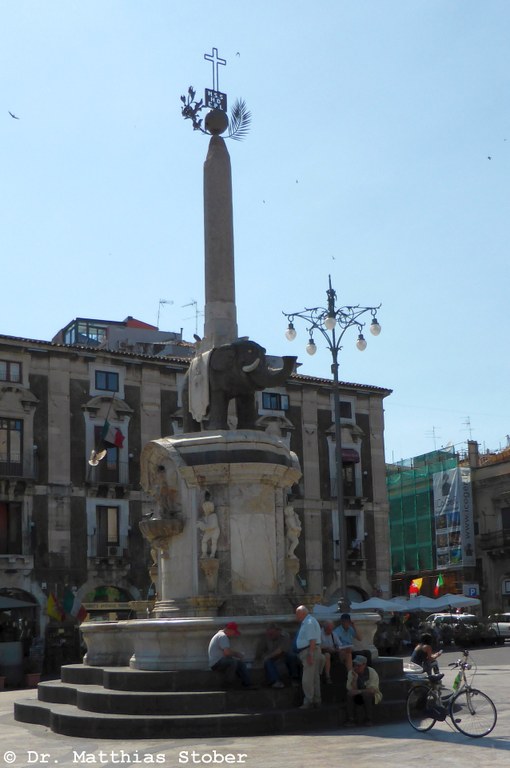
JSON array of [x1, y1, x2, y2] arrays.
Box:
[[226, 98, 251, 141]]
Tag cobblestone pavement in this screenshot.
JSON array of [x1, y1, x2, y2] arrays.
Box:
[[0, 647, 508, 768]]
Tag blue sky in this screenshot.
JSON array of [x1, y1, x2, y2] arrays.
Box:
[[1, 1, 509, 462]]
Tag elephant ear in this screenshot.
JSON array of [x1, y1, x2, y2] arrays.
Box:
[[210, 346, 236, 371]]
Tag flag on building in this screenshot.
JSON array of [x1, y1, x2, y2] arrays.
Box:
[[101, 420, 124, 448], [71, 595, 88, 623], [409, 578, 423, 595], [47, 593, 65, 622], [434, 573, 445, 597], [62, 587, 75, 615]]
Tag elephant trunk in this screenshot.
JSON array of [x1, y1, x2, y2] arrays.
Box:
[[250, 355, 297, 388]]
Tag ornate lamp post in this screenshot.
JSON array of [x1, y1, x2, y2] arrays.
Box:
[[283, 275, 381, 607]]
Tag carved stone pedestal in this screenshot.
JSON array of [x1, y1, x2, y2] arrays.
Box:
[[199, 557, 219, 592], [284, 556, 300, 591]]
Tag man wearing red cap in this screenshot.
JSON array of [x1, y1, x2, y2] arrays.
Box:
[[208, 622, 254, 688]]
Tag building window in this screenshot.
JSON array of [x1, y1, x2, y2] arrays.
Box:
[[0, 361, 21, 383], [96, 506, 119, 557], [64, 321, 108, 347], [0, 502, 22, 554], [340, 400, 352, 419], [331, 462, 357, 497], [262, 392, 289, 411], [95, 371, 119, 392], [0, 418, 23, 475]]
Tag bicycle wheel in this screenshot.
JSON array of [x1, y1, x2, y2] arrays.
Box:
[[449, 688, 497, 738], [406, 684, 436, 732]]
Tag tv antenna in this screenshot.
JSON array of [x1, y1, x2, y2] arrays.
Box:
[[425, 426, 440, 450], [157, 299, 174, 328], [182, 299, 203, 335], [463, 416, 474, 439]]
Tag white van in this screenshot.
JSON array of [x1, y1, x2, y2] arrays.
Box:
[[488, 613, 510, 640]]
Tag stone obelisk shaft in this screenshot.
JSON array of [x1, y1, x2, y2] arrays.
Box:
[[203, 135, 238, 349]]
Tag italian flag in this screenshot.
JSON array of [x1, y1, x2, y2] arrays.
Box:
[[434, 573, 445, 597], [101, 420, 124, 448]]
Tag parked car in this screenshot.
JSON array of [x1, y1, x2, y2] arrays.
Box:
[[488, 613, 510, 641], [425, 613, 477, 625], [423, 613, 503, 647]]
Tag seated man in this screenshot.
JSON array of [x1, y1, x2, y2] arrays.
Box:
[[333, 613, 362, 670], [208, 622, 255, 688], [257, 623, 300, 688], [320, 620, 342, 684], [345, 654, 382, 726]]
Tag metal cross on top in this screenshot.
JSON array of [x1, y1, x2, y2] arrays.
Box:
[[204, 47, 226, 92], [204, 47, 227, 111]]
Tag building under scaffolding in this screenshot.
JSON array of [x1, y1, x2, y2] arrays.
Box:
[[387, 447, 459, 594]]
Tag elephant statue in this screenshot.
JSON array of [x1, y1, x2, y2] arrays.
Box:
[[182, 339, 296, 431]]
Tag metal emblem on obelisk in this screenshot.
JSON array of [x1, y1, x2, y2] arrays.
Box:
[[180, 48, 251, 140]]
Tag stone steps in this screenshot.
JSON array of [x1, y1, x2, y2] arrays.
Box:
[[14, 696, 343, 739], [14, 661, 408, 738]]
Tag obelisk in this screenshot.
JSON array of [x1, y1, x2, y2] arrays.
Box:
[[203, 113, 238, 350]]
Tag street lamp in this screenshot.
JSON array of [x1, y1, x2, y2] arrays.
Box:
[[283, 275, 381, 608]]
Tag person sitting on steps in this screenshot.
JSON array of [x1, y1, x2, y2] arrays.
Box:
[[257, 623, 301, 688], [208, 622, 256, 689], [320, 620, 342, 684], [333, 613, 362, 671], [411, 632, 443, 676], [344, 654, 382, 727]]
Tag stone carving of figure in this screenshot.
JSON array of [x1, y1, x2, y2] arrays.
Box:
[[197, 499, 220, 559], [284, 505, 301, 559]]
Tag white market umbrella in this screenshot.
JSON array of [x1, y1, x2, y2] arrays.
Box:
[[389, 595, 439, 612], [433, 593, 481, 611], [350, 597, 400, 612], [312, 603, 341, 616]]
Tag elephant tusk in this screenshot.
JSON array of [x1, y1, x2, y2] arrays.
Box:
[[242, 357, 261, 373]]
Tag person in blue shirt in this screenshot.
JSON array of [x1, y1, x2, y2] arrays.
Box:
[[333, 613, 362, 670], [295, 605, 323, 708]]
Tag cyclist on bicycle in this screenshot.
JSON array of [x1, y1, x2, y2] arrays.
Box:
[[411, 632, 443, 676]]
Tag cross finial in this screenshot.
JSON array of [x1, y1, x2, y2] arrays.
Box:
[[204, 47, 226, 92]]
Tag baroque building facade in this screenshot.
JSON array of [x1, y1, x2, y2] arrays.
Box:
[[0, 316, 391, 669]]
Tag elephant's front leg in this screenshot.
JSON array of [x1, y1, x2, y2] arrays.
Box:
[[207, 390, 230, 430], [236, 394, 258, 430]]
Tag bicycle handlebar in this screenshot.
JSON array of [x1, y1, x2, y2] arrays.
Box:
[[448, 658, 472, 670]]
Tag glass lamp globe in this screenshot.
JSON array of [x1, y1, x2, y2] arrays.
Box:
[[370, 318, 381, 336], [306, 338, 317, 355], [356, 334, 367, 351], [324, 314, 337, 331], [285, 323, 297, 341]]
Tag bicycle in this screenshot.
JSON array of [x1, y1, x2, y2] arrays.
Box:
[[406, 649, 497, 738]]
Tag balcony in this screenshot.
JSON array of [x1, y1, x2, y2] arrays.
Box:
[[0, 554, 34, 574], [346, 541, 365, 569], [479, 528, 510, 555], [86, 460, 130, 486], [0, 453, 38, 480]]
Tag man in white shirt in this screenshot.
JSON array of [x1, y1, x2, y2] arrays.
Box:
[[295, 605, 322, 708], [320, 620, 342, 683]]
